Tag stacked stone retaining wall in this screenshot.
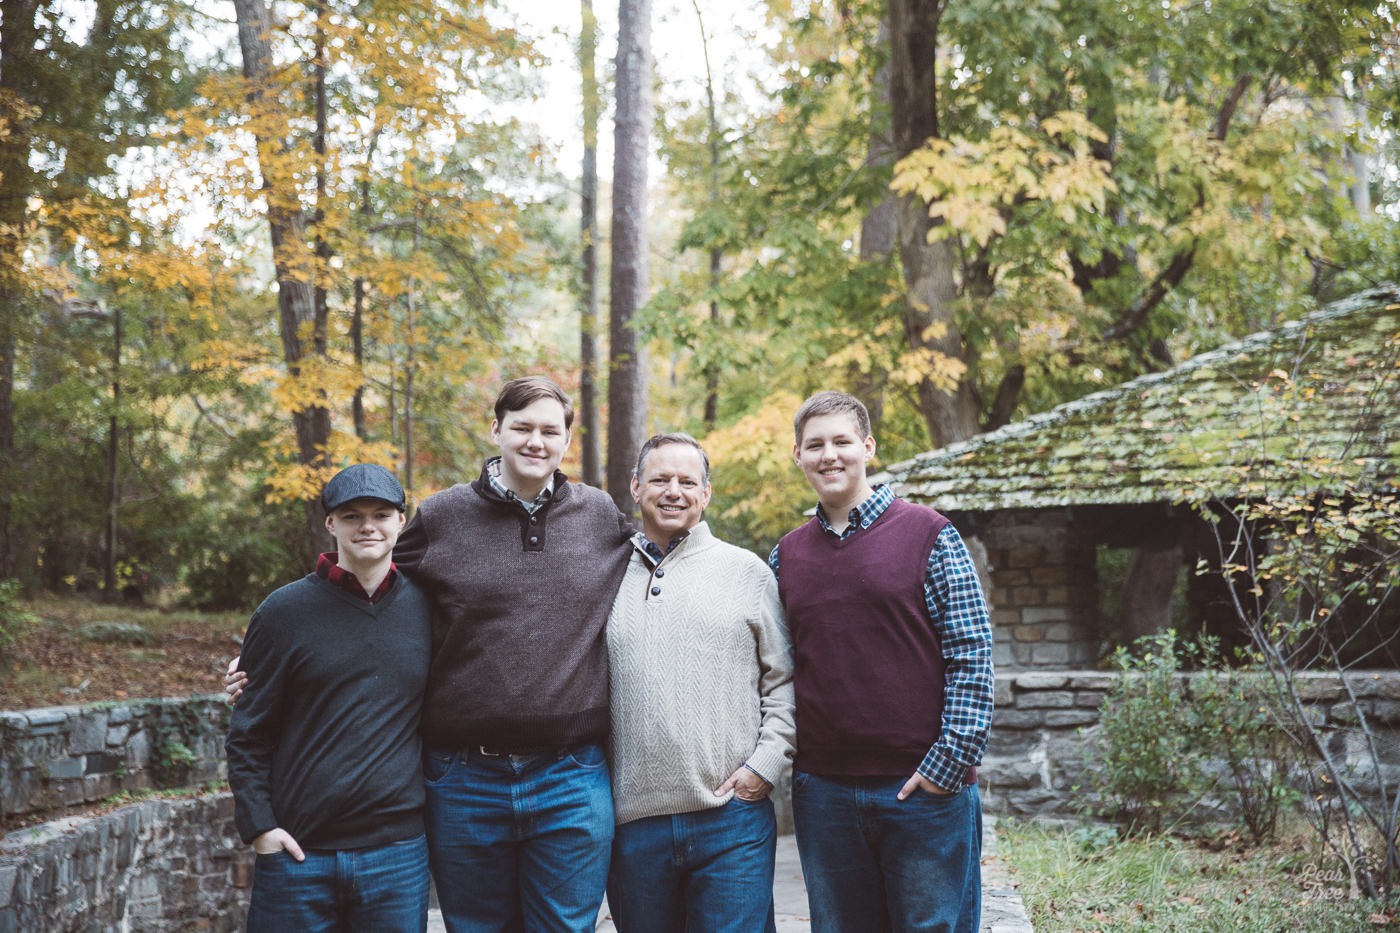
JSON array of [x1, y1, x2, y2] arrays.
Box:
[[0, 793, 251, 932], [1, 697, 228, 823], [983, 670, 1400, 817], [3, 674, 1399, 927]]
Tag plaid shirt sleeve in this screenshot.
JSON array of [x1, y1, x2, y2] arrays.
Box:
[[920, 523, 995, 790]]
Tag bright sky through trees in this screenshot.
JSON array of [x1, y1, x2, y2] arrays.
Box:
[[508, 0, 780, 176]]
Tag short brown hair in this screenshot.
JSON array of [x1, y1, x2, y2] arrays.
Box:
[[634, 433, 711, 485], [494, 376, 574, 429], [793, 390, 871, 444]]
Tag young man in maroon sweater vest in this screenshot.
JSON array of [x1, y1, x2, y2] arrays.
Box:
[[769, 391, 994, 933]]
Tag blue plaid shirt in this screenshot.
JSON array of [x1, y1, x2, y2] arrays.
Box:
[[485, 457, 554, 515], [634, 531, 688, 564], [769, 484, 994, 790]]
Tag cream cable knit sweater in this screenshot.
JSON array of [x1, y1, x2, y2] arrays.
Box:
[[606, 521, 796, 826]]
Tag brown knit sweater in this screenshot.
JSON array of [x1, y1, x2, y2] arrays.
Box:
[[394, 461, 633, 750]]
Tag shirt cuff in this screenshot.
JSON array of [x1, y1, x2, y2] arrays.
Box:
[[917, 747, 969, 792]]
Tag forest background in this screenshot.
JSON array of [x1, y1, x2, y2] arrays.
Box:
[[1, 0, 1397, 612]]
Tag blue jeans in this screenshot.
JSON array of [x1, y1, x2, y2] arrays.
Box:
[[607, 796, 778, 933], [791, 772, 981, 933], [246, 833, 429, 932], [423, 744, 613, 933]]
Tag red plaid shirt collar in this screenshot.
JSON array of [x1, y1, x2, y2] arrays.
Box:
[[315, 552, 397, 604]]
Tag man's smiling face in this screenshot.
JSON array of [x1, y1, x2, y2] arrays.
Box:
[[631, 442, 712, 547]]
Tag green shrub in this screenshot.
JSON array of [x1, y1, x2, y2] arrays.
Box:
[[153, 739, 197, 789], [1093, 631, 1298, 842], [1093, 633, 1196, 834], [1187, 663, 1300, 844], [180, 508, 301, 611]]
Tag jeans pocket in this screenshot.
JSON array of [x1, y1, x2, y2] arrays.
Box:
[[422, 749, 456, 784], [565, 742, 607, 770], [791, 770, 812, 791], [915, 784, 962, 802]]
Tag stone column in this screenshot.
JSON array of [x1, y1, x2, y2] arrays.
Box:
[[980, 509, 1098, 670]]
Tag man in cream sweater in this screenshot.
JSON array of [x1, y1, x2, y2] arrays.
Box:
[[605, 433, 796, 933]]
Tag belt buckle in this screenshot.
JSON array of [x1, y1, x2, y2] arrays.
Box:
[[477, 745, 503, 757]]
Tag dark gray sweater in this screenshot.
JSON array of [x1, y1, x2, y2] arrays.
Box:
[[226, 573, 431, 849], [394, 463, 633, 750]]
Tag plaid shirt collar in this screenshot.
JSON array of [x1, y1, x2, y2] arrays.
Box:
[[315, 552, 396, 604], [486, 456, 555, 515], [632, 530, 689, 565], [814, 483, 895, 539]]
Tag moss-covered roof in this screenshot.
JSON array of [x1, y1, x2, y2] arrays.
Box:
[[885, 286, 1400, 512]]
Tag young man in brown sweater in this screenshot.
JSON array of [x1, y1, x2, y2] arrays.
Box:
[[393, 376, 633, 933]]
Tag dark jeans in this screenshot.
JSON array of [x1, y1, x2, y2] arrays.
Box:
[[792, 772, 982, 933], [423, 743, 613, 933], [246, 833, 429, 932], [607, 796, 778, 933]]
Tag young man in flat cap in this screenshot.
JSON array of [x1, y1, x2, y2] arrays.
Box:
[[226, 463, 433, 932]]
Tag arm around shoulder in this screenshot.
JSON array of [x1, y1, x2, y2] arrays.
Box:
[[392, 507, 430, 575]]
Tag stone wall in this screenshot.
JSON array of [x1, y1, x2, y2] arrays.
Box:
[[0, 793, 251, 932], [4, 673, 1399, 927], [968, 509, 1099, 670], [982, 670, 1400, 818], [1, 697, 228, 823], [982, 671, 1111, 816]]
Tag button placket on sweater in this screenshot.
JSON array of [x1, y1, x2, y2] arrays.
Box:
[[643, 545, 682, 600]]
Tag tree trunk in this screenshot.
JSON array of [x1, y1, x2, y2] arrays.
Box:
[[578, 0, 602, 486], [313, 0, 330, 361], [403, 218, 418, 494], [854, 17, 896, 434], [606, 0, 653, 512], [1332, 90, 1372, 216], [351, 272, 367, 440], [232, 0, 332, 566], [0, 325, 14, 581], [690, 0, 723, 429], [0, 0, 41, 582], [101, 307, 121, 601], [887, 0, 980, 448], [1121, 545, 1184, 645], [352, 133, 379, 442]]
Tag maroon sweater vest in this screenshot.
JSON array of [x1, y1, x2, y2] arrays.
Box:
[[778, 498, 950, 778]]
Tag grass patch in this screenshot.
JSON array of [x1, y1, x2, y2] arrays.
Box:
[[999, 819, 1399, 931]]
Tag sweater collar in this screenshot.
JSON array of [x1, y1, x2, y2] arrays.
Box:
[[315, 552, 397, 603], [475, 457, 570, 509], [632, 520, 713, 567]]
